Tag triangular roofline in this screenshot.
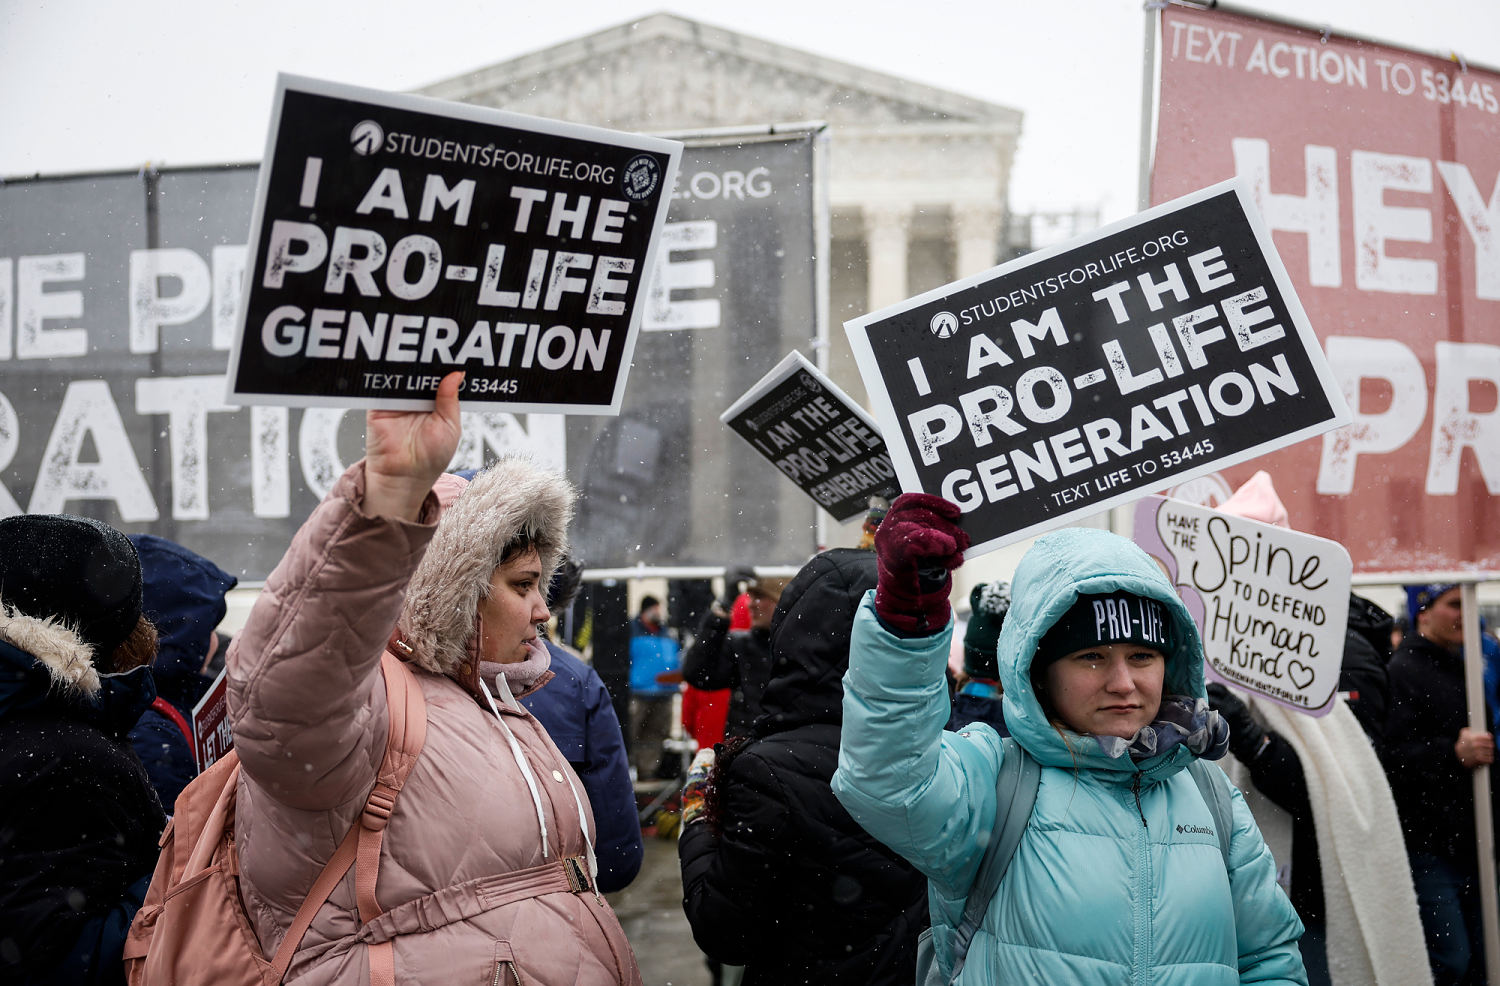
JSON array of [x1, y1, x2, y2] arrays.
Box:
[[418, 11, 1021, 126]]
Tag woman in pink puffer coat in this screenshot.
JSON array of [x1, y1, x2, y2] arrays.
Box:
[[226, 373, 641, 985]]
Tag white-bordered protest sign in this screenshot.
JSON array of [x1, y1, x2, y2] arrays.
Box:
[[227, 74, 682, 413], [721, 351, 896, 521], [845, 179, 1350, 555], [1133, 495, 1351, 715]]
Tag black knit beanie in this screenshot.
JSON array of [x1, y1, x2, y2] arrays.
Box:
[[0, 514, 143, 660], [1038, 591, 1172, 666], [962, 581, 1010, 680]]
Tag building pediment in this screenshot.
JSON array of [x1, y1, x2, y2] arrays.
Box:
[[418, 12, 1021, 134]]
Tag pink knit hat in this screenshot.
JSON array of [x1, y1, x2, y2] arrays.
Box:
[[1217, 471, 1290, 529]]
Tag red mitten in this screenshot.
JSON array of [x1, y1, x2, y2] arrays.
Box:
[[873, 493, 970, 636]]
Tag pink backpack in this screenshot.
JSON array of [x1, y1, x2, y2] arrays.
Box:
[[123, 652, 427, 986]]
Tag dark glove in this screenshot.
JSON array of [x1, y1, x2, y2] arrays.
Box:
[[720, 565, 755, 609], [1206, 683, 1270, 762], [873, 493, 970, 636]]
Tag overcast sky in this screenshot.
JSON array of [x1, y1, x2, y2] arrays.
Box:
[[3, 0, 1499, 222]]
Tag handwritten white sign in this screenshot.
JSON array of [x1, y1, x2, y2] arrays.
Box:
[[1133, 495, 1351, 715]]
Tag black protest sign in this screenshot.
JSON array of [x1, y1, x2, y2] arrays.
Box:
[[721, 352, 896, 521], [227, 75, 681, 412], [845, 180, 1350, 555], [0, 129, 819, 579]]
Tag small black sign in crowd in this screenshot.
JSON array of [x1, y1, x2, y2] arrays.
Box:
[[722, 352, 896, 521]]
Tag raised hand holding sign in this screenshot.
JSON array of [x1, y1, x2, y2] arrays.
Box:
[[364, 371, 465, 522]]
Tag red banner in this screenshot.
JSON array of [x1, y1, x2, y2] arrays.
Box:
[[191, 670, 232, 773], [1152, 6, 1500, 575]]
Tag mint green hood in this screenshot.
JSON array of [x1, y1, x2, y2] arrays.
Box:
[[833, 526, 1307, 985], [997, 527, 1207, 776]]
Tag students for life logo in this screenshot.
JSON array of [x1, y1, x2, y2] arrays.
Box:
[[930, 311, 959, 338], [350, 119, 384, 156]]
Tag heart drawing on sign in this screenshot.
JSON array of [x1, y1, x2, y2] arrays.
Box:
[[1287, 661, 1315, 690]]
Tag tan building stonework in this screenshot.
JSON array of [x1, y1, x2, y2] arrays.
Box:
[[419, 13, 1022, 423]]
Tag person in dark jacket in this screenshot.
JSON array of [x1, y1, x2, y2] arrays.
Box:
[[125, 534, 238, 809], [523, 555, 643, 893], [1386, 582, 1494, 985], [680, 568, 787, 739], [947, 581, 1009, 734], [678, 548, 928, 986], [0, 515, 168, 986]]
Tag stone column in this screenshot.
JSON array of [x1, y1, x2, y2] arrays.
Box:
[[864, 204, 912, 313], [953, 202, 1002, 278]]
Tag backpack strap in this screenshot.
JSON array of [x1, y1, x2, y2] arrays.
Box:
[[1187, 759, 1233, 868], [267, 652, 428, 984], [360, 652, 428, 986], [945, 736, 1042, 985], [150, 696, 196, 759]]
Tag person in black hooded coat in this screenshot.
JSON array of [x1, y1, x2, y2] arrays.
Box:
[[0, 515, 167, 986], [678, 548, 928, 986]]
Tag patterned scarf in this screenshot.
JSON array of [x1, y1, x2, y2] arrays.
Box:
[[1092, 695, 1230, 762]]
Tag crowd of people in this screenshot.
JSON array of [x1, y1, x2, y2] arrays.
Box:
[[1, 375, 1497, 986]]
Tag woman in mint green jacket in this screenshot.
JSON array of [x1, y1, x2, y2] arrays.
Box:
[[832, 494, 1307, 985]]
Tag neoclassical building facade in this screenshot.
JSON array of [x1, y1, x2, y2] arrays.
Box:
[[419, 12, 1023, 406]]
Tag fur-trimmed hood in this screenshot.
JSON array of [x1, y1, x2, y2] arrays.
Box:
[[396, 458, 574, 685], [0, 605, 157, 736], [0, 605, 101, 697]]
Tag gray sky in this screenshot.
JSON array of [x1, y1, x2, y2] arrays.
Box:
[[3, 0, 1498, 222]]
